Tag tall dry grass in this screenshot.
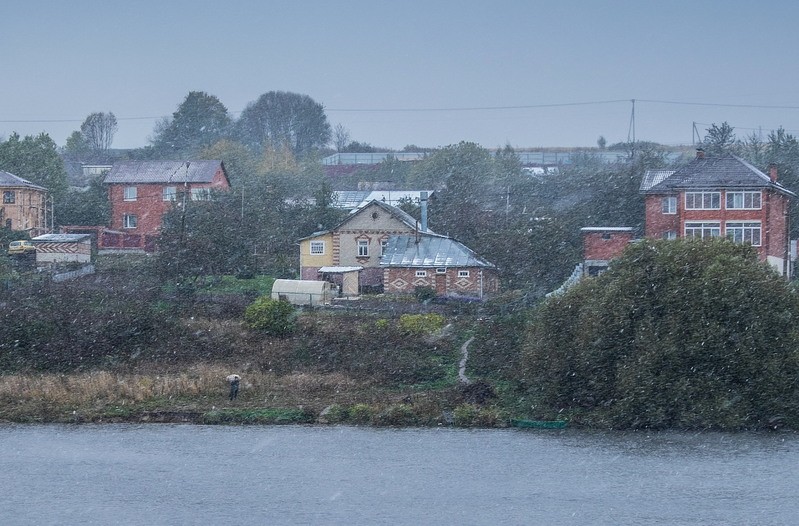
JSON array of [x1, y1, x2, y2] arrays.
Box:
[[0, 365, 365, 409]]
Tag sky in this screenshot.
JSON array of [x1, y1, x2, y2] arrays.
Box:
[[3, 0, 799, 151]]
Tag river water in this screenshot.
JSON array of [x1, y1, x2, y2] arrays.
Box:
[[1, 424, 796, 525]]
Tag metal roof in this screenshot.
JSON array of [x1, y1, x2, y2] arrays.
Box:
[[103, 160, 227, 184], [32, 234, 91, 243], [643, 155, 796, 197], [0, 171, 46, 191], [380, 233, 495, 269], [332, 190, 434, 210], [639, 170, 675, 192]]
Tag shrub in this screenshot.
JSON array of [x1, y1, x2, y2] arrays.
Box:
[[243, 296, 297, 336], [398, 313, 446, 335], [414, 286, 436, 302], [348, 403, 374, 424]]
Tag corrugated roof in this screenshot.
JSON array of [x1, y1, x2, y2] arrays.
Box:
[[103, 160, 227, 184], [380, 233, 495, 269], [332, 190, 434, 210], [644, 155, 796, 197], [0, 171, 47, 191]]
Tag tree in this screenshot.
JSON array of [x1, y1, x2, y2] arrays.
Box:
[[80, 112, 118, 159], [0, 132, 68, 201], [56, 175, 111, 226], [702, 122, 736, 155], [597, 136, 607, 149], [332, 123, 351, 152], [151, 91, 232, 157], [521, 238, 799, 430], [235, 91, 331, 158]]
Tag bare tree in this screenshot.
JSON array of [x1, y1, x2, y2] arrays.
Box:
[[80, 112, 118, 158], [333, 123, 351, 152]]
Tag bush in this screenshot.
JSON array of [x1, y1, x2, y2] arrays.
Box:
[[521, 239, 799, 430], [398, 313, 446, 335], [243, 296, 297, 336], [414, 286, 436, 302]]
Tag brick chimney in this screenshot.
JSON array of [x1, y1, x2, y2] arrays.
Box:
[[769, 163, 778, 182], [696, 148, 705, 159]]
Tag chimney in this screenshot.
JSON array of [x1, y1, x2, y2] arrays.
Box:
[[769, 163, 778, 183], [420, 191, 428, 233], [696, 148, 705, 159]]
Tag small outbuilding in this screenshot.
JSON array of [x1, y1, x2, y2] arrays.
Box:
[[31, 233, 93, 266], [271, 279, 334, 306]]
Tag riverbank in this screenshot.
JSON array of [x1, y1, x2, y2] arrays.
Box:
[[0, 364, 515, 427]]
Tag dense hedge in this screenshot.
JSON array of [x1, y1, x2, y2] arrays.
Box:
[[521, 239, 799, 430]]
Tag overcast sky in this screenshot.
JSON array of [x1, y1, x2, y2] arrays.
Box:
[[3, 0, 799, 151]]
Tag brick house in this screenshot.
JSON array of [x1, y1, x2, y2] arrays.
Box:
[[0, 170, 48, 235], [298, 199, 422, 290], [102, 160, 230, 251], [380, 232, 498, 298], [641, 151, 795, 276], [581, 227, 635, 276]]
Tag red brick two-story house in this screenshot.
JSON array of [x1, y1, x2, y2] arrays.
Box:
[[102, 160, 230, 251], [641, 151, 796, 276]]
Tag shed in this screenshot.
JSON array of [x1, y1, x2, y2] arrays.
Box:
[[318, 266, 362, 297], [271, 279, 334, 306], [31, 233, 92, 265]]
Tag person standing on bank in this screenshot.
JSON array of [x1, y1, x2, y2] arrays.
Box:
[[226, 374, 240, 401]]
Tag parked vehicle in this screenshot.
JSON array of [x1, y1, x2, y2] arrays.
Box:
[[8, 240, 36, 255]]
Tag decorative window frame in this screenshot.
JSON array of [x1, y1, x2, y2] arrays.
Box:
[[357, 239, 369, 257], [458, 270, 470, 278], [436, 267, 447, 274], [310, 240, 325, 255], [415, 270, 427, 277]]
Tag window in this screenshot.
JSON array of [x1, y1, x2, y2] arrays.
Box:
[[726, 222, 761, 246], [123, 186, 137, 201], [436, 268, 446, 274], [415, 270, 427, 277], [381, 240, 388, 256], [123, 214, 138, 229], [191, 188, 210, 201], [726, 191, 761, 210], [684, 221, 720, 239], [310, 241, 325, 255], [163, 186, 177, 201], [5, 219, 11, 229], [3, 191, 15, 204], [662, 231, 677, 240], [662, 196, 677, 214], [357, 239, 369, 257], [458, 270, 470, 278], [685, 191, 720, 210]]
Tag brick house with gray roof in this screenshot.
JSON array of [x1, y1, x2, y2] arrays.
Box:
[[102, 160, 230, 251], [641, 151, 796, 276]]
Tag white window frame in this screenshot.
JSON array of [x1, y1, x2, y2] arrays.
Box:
[[123, 214, 138, 229], [415, 270, 427, 277], [3, 190, 15, 204], [685, 191, 720, 210], [163, 186, 177, 201], [191, 188, 210, 201], [725, 221, 761, 246], [310, 241, 325, 255], [663, 231, 677, 240], [357, 239, 369, 257], [380, 239, 388, 256], [684, 221, 720, 239], [123, 186, 137, 202], [458, 270, 470, 278], [436, 267, 447, 274], [726, 191, 762, 210], [662, 196, 677, 214]]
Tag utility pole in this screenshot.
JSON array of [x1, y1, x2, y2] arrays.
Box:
[[627, 99, 636, 159]]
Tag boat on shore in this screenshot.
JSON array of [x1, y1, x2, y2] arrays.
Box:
[[510, 418, 568, 429]]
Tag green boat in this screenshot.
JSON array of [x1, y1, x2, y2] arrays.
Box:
[[510, 419, 568, 429]]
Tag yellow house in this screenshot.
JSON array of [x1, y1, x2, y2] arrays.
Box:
[[299, 231, 334, 271], [0, 171, 48, 235]]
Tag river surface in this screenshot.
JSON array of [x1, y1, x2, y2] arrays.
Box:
[[1, 424, 796, 525]]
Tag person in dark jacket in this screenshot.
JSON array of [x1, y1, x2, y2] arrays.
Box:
[[226, 374, 240, 400]]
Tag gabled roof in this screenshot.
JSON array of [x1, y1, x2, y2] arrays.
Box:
[[0, 171, 46, 191], [643, 155, 796, 197], [103, 160, 229, 185], [298, 199, 429, 241], [380, 233, 495, 269]]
